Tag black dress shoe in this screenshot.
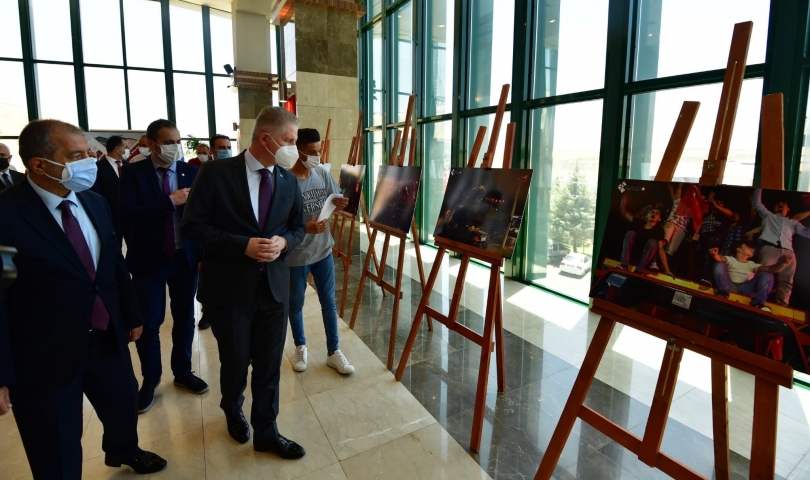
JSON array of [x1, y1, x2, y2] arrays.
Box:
[[225, 411, 250, 444], [255, 434, 306, 459], [198, 315, 211, 330], [105, 449, 167, 474], [137, 383, 157, 414], [174, 372, 209, 394]]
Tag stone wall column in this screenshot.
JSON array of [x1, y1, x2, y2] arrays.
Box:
[[294, 4, 359, 178]]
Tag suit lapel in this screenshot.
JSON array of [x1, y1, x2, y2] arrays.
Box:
[[261, 167, 284, 236], [16, 182, 91, 279], [234, 155, 260, 231], [141, 160, 162, 197], [177, 163, 191, 189]]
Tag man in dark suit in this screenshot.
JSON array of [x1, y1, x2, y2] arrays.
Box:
[[0, 119, 166, 478], [91, 135, 127, 246], [120, 119, 207, 414], [0, 143, 25, 191], [182, 106, 306, 458]]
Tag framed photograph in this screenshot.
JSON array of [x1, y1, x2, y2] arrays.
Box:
[[594, 179, 810, 373], [338, 164, 366, 217], [368, 166, 422, 233], [434, 168, 533, 259]]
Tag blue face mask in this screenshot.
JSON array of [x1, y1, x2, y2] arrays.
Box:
[[44, 157, 98, 192], [217, 149, 233, 159]]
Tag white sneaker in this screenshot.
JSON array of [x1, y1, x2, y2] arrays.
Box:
[[326, 350, 355, 375], [293, 345, 308, 372]]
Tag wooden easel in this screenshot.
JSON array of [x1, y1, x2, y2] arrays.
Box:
[[348, 95, 430, 369], [535, 22, 794, 480], [331, 131, 364, 317], [394, 84, 517, 453]]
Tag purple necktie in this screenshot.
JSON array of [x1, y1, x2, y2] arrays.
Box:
[[1, 173, 11, 187], [158, 167, 176, 257], [59, 201, 110, 331], [258, 169, 273, 272]]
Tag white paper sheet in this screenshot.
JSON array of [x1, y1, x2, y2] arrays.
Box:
[[317, 193, 344, 221]]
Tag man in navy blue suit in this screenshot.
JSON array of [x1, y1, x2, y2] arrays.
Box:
[[182, 106, 306, 458], [0, 119, 166, 478], [120, 119, 207, 414]]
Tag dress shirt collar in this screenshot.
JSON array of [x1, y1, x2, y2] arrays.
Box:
[[151, 157, 177, 173], [27, 176, 79, 210], [245, 148, 275, 174]]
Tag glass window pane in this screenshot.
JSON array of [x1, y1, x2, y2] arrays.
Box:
[[635, 0, 769, 81], [422, 121, 452, 243], [210, 9, 234, 75], [30, 0, 73, 61], [627, 79, 763, 186], [424, 0, 454, 117], [0, 62, 29, 138], [367, 130, 384, 196], [213, 76, 238, 139], [270, 24, 278, 75], [369, 0, 382, 18], [124, 0, 164, 69], [284, 21, 296, 80], [532, 0, 608, 98], [36, 63, 79, 125], [526, 100, 603, 301], [173, 73, 208, 138], [80, 0, 123, 65], [467, 0, 513, 109], [391, 2, 412, 123], [0, 0, 23, 58], [464, 114, 508, 169], [170, 0, 204, 72], [369, 23, 384, 126], [128, 69, 167, 130], [85, 68, 128, 130], [799, 92, 810, 191]]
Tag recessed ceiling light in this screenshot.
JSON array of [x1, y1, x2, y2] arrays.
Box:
[[549, 19, 556, 23], [648, 33, 653, 36], [438, 24, 445, 28]]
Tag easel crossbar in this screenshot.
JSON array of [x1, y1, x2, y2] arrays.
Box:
[[424, 306, 487, 345], [591, 299, 793, 388]]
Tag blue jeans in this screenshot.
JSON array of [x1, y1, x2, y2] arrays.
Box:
[[289, 254, 339, 353], [621, 231, 658, 270], [712, 261, 774, 306]]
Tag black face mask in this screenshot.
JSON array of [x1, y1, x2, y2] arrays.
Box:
[[0, 158, 9, 171]]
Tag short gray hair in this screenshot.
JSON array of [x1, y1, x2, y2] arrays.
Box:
[[251, 106, 299, 142]]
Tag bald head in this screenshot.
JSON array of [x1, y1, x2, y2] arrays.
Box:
[[0, 143, 11, 171]]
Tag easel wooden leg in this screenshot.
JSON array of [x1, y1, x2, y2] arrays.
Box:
[[378, 233, 391, 285], [535, 318, 616, 480], [339, 217, 356, 319], [359, 192, 383, 291], [410, 217, 431, 331], [494, 275, 506, 393], [350, 228, 379, 329], [711, 360, 731, 480], [639, 340, 684, 465], [749, 378, 779, 480], [470, 266, 501, 452], [395, 248, 447, 381], [388, 241, 407, 370]]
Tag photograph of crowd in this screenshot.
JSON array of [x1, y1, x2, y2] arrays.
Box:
[[595, 180, 810, 372], [434, 168, 533, 259], [338, 164, 366, 216], [368, 166, 422, 233]]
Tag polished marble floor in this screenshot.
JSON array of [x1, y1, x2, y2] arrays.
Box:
[[2, 231, 810, 479], [0, 287, 490, 479], [347, 231, 810, 479]]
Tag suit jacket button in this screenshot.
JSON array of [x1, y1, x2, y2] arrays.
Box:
[[95, 286, 100, 294]]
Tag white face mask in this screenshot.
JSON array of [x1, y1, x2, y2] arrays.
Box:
[[265, 135, 298, 169], [139, 146, 150, 157], [300, 152, 320, 169], [44, 157, 98, 192], [123, 148, 130, 158], [198, 154, 209, 163], [156, 143, 182, 164]]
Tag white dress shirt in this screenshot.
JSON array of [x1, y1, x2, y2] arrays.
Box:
[[107, 155, 122, 178], [753, 188, 810, 251], [245, 148, 275, 222], [28, 176, 101, 268]]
